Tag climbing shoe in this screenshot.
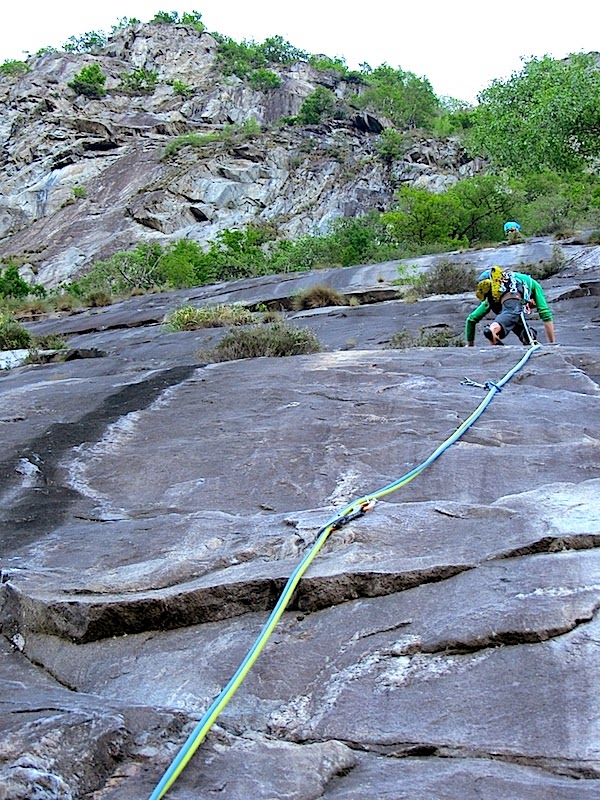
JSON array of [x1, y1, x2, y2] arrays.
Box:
[[484, 326, 503, 345]]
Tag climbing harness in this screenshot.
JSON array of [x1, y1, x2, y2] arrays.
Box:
[[148, 340, 542, 800]]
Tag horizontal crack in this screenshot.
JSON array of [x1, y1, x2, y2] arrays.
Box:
[[1, 565, 471, 644], [493, 534, 600, 560], [422, 605, 600, 655], [314, 739, 600, 780]]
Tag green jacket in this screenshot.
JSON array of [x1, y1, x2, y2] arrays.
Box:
[[465, 273, 553, 343]]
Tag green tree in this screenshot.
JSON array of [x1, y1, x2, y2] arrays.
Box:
[[158, 240, 214, 287], [450, 175, 519, 242], [356, 65, 440, 130], [150, 10, 204, 30], [383, 187, 463, 246], [248, 69, 281, 90], [63, 30, 107, 52], [79, 243, 165, 294], [469, 53, 600, 174], [68, 63, 107, 98], [260, 35, 307, 64], [297, 87, 336, 124], [0, 264, 33, 299]]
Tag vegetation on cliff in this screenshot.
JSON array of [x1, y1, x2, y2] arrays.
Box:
[[0, 11, 599, 311]]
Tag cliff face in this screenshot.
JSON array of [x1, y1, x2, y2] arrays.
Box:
[[0, 237, 599, 798], [0, 21, 479, 287]]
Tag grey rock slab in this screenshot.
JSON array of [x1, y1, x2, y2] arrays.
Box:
[[322, 753, 600, 799], [14, 549, 600, 790], [2, 477, 599, 643], [295, 615, 600, 778]]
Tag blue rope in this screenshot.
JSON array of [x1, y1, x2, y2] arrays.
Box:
[[148, 342, 542, 799]]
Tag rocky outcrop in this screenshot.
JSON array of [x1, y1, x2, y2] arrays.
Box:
[[0, 22, 482, 287], [0, 242, 599, 797]]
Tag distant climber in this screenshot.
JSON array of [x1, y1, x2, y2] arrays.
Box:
[[465, 267, 556, 346], [504, 221, 522, 236]]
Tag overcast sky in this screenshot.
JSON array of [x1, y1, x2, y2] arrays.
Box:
[[1, 1, 597, 103]]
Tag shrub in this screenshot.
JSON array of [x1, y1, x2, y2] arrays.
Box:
[[68, 64, 106, 98], [119, 68, 158, 95], [0, 263, 45, 299], [0, 314, 31, 349], [308, 55, 349, 75], [163, 120, 260, 158], [0, 60, 30, 77], [355, 65, 441, 130], [31, 333, 67, 350], [72, 186, 87, 199], [172, 80, 192, 96], [63, 30, 107, 53], [413, 259, 478, 297], [297, 87, 336, 124], [49, 292, 83, 312], [292, 284, 347, 310], [164, 303, 255, 331], [387, 326, 463, 348], [199, 322, 321, 361], [79, 243, 164, 295], [84, 289, 113, 307], [248, 69, 281, 91], [376, 129, 406, 163], [163, 131, 223, 157], [11, 297, 51, 318], [151, 10, 204, 31], [519, 246, 566, 280]]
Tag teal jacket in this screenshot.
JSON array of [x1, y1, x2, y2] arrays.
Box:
[[465, 273, 553, 343]]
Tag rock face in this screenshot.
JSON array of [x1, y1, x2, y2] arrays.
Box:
[[0, 21, 480, 288], [0, 240, 599, 798]]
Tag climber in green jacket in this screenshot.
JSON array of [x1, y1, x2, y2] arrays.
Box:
[[465, 269, 556, 346]]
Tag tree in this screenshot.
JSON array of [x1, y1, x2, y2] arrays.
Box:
[[450, 175, 519, 242], [297, 87, 335, 124], [383, 187, 463, 246], [469, 53, 600, 174], [63, 30, 107, 52], [68, 63, 107, 98], [356, 65, 440, 130]]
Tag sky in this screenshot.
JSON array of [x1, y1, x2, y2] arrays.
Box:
[[1, 1, 597, 103]]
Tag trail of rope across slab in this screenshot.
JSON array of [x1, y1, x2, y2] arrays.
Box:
[[149, 343, 541, 799]]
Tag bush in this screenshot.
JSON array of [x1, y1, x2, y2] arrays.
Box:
[[376, 129, 406, 163], [0, 60, 30, 77], [79, 243, 164, 295], [355, 65, 441, 130], [0, 314, 31, 349], [172, 80, 192, 96], [0, 263, 45, 299], [292, 284, 347, 310], [31, 333, 67, 350], [119, 68, 158, 95], [308, 55, 349, 75], [68, 64, 106, 98], [84, 289, 113, 307], [63, 30, 107, 52], [519, 246, 566, 280], [387, 326, 463, 348], [199, 322, 321, 362], [297, 87, 336, 124], [164, 304, 255, 331], [151, 10, 204, 31], [248, 69, 281, 91], [413, 260, 478, 297], [163, 120, 260, 158]]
